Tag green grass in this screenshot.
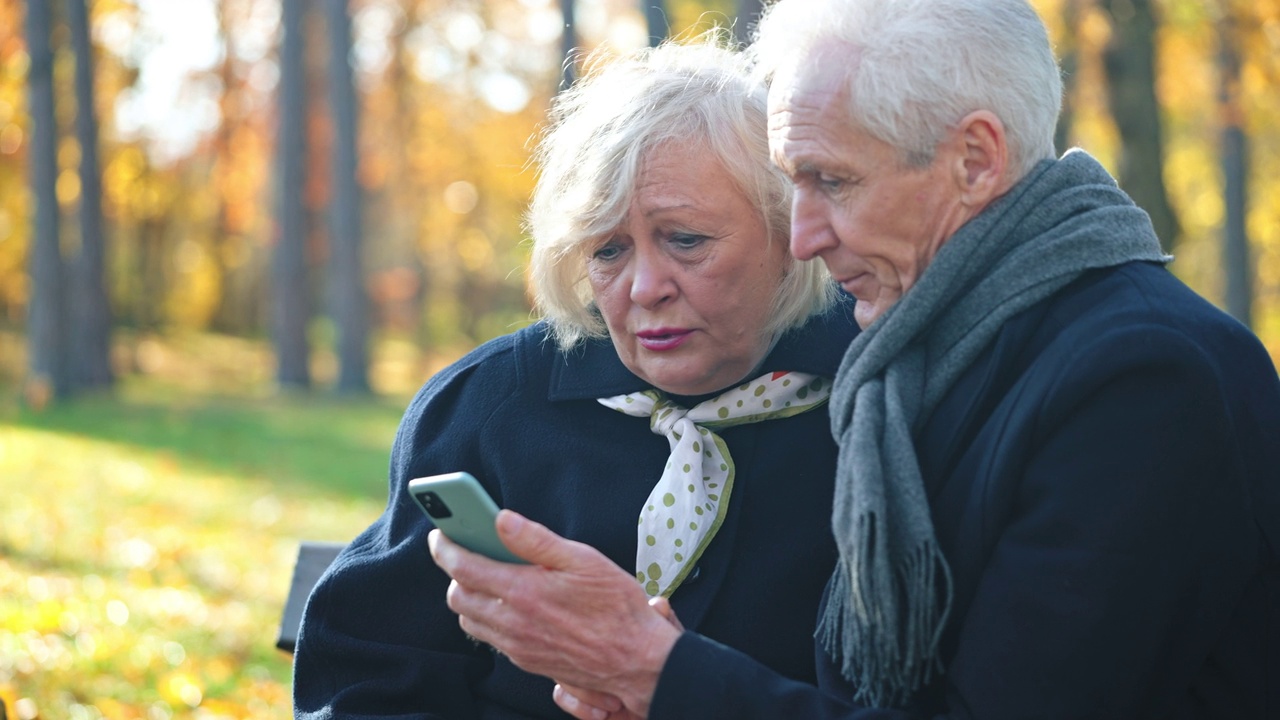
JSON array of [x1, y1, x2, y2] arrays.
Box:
[[0, 353, 415, 719]]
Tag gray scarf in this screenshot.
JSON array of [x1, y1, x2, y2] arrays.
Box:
[[821, 149, 1171, 708]]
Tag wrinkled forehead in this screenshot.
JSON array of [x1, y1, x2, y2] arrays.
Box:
[[767, 42, 858, 103], [766, 47, 858, 147]]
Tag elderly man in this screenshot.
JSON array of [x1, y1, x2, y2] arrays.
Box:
[[430, 0, 1280, 717]]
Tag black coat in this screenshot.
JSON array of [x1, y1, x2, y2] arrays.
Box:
[[293, 302, 860, 719], [652, 262, 1280, 719]]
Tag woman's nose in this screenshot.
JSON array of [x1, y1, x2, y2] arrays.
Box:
[[629, 249, 676, 308], [790, 189, 838, 261]]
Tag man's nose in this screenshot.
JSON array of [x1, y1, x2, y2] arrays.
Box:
[[790, 189, 838, 261]]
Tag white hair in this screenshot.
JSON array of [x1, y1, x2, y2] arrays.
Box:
[[751, 0, 1062, 178], [527, 36, 835, 350]]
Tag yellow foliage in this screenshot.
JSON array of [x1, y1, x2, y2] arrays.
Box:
[[58, 135, 82, 170], [56, 168, 81, 207], [0, 389, 390, 718], [160, 672, 204, 708], [0, 122, 23, 153], [0, 0, 1277, 409], [103, 146, 149, 212], [165, 239, 222, 328]]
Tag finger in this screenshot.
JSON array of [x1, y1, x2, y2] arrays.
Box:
[[556, 683, 623, 713], [553, 684, 612, 720], [495, 510, 601, 571], [449, 587, 514, 651], [446, 578, 508, 629], [457, 610, 501, 649], [430, 526, 525, 596], [427, 528, 460, 577], [647, 596, 684, 631]]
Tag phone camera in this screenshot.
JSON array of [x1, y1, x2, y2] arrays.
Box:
[[417, 491, 453, 519]]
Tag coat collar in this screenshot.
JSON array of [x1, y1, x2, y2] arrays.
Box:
[[547, 297, 858, 401]]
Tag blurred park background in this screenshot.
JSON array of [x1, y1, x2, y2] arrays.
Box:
[[0, 0, 1278, 717]]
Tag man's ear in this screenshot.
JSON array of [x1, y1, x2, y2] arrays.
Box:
[[948, 110, 1009, 207]]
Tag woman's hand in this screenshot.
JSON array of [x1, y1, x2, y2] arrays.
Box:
[[428, 510, 682, 717]]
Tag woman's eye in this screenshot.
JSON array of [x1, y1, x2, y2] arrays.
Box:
[[592, 243, 623, 261]]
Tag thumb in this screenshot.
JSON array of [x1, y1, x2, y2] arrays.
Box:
[[648, 596, 685, 631], [496, 510, 596, 570]]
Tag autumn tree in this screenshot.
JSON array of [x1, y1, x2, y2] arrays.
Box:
[[1216, 2, 1251, 325], [644, 0, 668, 46], [66, 0, 112, 389], [1052, 0, 1084, 155], [560, 0, 577, 88], [22, 0, 66, 402], [274, 0, 312, 388], [209, 0, 264, 336], [325, 0, 369, 393], [1098, 0, 1180, 250], [734, 0, 763, 45]]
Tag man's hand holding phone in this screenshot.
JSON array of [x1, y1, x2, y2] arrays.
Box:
[[428, 509, 680, 719], [408, 472, 528, 564]]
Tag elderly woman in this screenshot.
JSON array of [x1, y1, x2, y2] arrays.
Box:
[[292, 39, 857, 719], [434, 0, 1280, 718]]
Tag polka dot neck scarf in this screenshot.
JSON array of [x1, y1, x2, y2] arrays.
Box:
[[599, 371, 832, 597]]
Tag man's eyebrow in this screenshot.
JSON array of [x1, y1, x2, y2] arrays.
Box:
[[769, 147, 805, 178], [777, 159, 820, 181]]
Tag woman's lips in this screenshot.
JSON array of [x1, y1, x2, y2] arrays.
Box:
[[636, 329, 693, 351]]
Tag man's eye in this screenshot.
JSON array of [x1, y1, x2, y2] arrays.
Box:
[[671, 234, 707, 249], [817, 174, 844, 191]]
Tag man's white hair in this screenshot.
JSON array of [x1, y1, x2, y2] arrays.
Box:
[[751, 0, 1063, 178]]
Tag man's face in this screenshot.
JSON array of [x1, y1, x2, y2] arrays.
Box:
[[767, 46, 973, 329]]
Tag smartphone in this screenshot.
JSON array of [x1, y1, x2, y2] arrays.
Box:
[[408, 472, 527, 564]]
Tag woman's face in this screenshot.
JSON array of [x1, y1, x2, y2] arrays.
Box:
[[587, 141, 789, 397]]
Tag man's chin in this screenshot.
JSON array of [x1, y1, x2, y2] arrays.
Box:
[[853, 301, 880, 330]]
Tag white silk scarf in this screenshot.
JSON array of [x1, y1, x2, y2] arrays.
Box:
[[599, 371, 832, 597]]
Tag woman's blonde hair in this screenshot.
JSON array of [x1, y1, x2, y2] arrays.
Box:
[[527, 35, 834, 350]]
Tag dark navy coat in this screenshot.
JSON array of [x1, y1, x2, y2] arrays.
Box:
[[652, 262, 1280, 719], [293, 302, 860, 719]]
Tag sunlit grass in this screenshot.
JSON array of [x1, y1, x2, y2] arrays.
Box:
[[0, 334, 427, 719]]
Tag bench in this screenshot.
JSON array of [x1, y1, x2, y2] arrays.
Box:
[[276, 541, 347, 653]]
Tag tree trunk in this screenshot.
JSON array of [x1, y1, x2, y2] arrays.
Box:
[[1217, 8, 1251, 326], [1099, 0, 1180, 251], [274, 0, 312, 388], [66, 0, 113, 389], [1053, 0, 1083, 155], [23, 0, 67, 404], [559, 0, 576, 90], [325, 0, 369, 393], [210, 0, 250, 335], [643, 0, 667, 47], [734, 0, 764, 46], [383, 2, 429, 343]]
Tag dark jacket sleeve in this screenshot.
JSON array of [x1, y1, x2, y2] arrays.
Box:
[[650, 324, 1270, 719], [292, 337, 521, 720]]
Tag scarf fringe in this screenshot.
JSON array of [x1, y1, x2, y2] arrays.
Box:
[[818, 516, 952, 709]]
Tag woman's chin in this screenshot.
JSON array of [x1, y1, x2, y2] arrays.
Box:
[[640, 364, 746, 397]]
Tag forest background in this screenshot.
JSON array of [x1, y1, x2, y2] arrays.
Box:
[[0, 0, 1278, 717]]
